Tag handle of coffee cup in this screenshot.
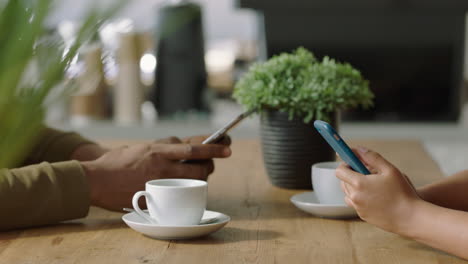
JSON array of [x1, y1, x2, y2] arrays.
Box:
[[132, 191, 157, 224]]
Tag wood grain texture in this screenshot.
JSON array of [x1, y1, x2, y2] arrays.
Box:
[[0, 140, 465, 264]]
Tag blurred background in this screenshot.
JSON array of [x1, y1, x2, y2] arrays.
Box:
[[44, 0, 468, 176]]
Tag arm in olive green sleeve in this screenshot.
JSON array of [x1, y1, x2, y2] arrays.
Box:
[[22, 127, 96, 165], [0, 161, 90, 231]]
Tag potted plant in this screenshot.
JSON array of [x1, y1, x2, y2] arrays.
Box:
[[233, 48, 374, 189]]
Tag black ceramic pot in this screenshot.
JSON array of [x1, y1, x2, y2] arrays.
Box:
[[260, 109, 338, 189]]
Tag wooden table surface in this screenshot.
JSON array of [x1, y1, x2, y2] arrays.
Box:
[[0, 139, 466, 263]]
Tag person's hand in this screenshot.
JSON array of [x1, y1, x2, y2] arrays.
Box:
[[154, 135, 231, 146], [182, 135, 232, 146], [81, 137, 231, 211], [70, 144, 109, 161], [335, 146, 421, 233]]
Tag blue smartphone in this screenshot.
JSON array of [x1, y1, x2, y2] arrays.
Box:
[[314, 120, 370, 175]]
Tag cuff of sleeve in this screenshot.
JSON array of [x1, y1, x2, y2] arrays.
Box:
[[37, 129, 95, 163], [51, 161, 91, 220]]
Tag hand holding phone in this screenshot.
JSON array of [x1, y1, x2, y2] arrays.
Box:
[[181, 109, 253, 163], [202, 109, 255, 144], [314, 120, 370, 175]]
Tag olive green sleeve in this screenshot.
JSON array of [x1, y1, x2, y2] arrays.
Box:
[[0, 161, 90, 231], [22, 127, 95, 166]]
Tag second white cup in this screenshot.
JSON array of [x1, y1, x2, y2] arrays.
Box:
[[312, 161, 346, 205], [132, 179, 207, 226]]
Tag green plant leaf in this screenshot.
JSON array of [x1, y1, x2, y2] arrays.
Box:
[[0, 0, 123, 168], [233, 47, 374, 123]]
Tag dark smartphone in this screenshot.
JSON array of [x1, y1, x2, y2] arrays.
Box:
[[314, 120, 370, 175]]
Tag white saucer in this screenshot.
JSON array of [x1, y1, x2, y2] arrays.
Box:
[[290, 191, 358, 219], [122, 210, 230, 240]]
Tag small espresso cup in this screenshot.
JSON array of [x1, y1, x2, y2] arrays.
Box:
[[132, 179, 207, 226], [312, 161, 346, 205]]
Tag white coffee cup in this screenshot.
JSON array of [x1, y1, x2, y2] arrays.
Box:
[[312, 161, 346, 205], [132, 179, 207, 226]]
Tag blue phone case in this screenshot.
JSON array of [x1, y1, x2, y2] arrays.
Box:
[[314, 120, 370, 175]]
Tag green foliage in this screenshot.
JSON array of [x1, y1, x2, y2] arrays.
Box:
[[233, 47, 374, 123], [0, 0, 122, 168]]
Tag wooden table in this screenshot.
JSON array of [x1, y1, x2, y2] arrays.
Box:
[[0, 140, 466, 263]]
